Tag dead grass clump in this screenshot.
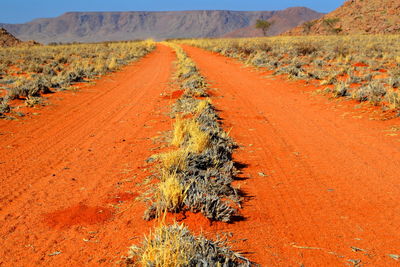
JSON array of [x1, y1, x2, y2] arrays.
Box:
[[158, 172, 187, 212], [159, 149, 188, 173], [386, 89, 400, 109], [107, 57, 118, 71], [126, 222, 251, 267], [171, 116, 187, 147], [144, 170, 188, 220], [181, 76, 208, 97], [172, 95, 200, 115], [354, 81, 386, 103], [25, 96, 43, 107], [296, 42, 318, 56], [333, 82, 350, 98], [195, 99, 211, 114], [171, 118, 210, 154], [186, 121, 210, 153], [0, 98, 10, 116], [127, 223, 193, 267]]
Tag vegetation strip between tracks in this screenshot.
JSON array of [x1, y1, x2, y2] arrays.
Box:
[[125, 43, 252, 266]]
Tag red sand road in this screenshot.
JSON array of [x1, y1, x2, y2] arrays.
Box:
[[0, 45, 177, 266], [1, 42, 400, 267], [183, 45, 400, 266]]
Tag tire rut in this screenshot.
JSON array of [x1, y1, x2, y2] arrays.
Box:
[[183, 45, 400, 266]]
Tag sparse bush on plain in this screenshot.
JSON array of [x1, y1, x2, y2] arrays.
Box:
[[175, 35, 400, 112], [0, 40, 156, 118], [0, 97, 10, 116], [296, 42, 318, 56], [255, 19, 274, 36]]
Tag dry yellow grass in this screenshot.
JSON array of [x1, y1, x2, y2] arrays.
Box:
[[195, 99, 211, 114], [107, 57, 118, 70], [186, 121, 209, 153], [157, 171, 186, 212], [171, 116, 187, 147], [171, 117, 210, 153], [159, 148, 188, 172], [128, 222, 194, 267]]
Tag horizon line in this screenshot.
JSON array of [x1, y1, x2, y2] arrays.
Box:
[[1, 6, 326, 24]]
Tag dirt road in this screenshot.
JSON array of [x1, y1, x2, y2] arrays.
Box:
[[0, 45, 176, 266], [1, 43, 400, 266], [183, 45, 400, 266]]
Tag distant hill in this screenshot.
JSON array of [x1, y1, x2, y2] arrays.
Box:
[[224, 7, 323, 38], [1, 8, 321, 43], [0, 27, 40, 47], [0, 27, 23, 47], [285, 0, 400, 35], [0, 28, 41, 48]]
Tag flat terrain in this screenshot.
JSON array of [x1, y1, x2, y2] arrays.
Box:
[[183, 45, 400, 266], [1, 44, 400, 266], [0, 45, 176, 266]]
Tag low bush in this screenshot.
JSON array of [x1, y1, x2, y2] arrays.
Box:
[[0, 97, 10, 115], [296, 42, 318, 56]]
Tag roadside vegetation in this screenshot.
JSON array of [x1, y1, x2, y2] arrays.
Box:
[[128, 43, 251, 266], [127, 222, 250, 266], [177, 35, 400, 115], [0, 40, 155, 118], [144, 43, 241, 223]]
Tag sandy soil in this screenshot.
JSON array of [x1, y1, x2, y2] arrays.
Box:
[[182, 45, 400, 266], [1, 43, 400, 267], [0, 45, 177, 266]]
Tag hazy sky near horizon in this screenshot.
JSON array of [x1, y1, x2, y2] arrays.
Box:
[[1, 0, 345, 24]]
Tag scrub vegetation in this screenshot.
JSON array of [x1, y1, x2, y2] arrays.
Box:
[[144, 43, 241, 223], [128, 43, 251, 266], [176, 36, 400, 113], [0, 40, 155, 118]]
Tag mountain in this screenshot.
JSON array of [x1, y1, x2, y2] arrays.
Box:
[[285, 0, 400, 35], [1, 8, 321, 44], [224, 7, 323, 38], [0, 27, 40, 47], [0, 27, 23, 47]]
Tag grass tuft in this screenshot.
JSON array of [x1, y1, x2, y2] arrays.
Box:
[[127, 222, 251, 267], [157, 171, 186, 213]]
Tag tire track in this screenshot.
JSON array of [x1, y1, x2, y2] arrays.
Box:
[[183, 45, 400, 266], [0, 44, 177, 266]]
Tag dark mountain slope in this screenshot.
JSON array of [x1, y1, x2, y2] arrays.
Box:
[[224, 7, 323, 38], [1, 8, 322, 43]]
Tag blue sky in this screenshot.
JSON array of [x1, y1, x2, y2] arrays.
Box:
[[1, 0, 345, 24]]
